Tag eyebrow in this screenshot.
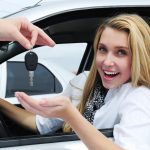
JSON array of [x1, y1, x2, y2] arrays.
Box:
[[115, 46, 129, 50], [98, 43, 129, 50]]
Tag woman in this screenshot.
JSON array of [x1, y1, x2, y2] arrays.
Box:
[[16, 14, 150, 149]]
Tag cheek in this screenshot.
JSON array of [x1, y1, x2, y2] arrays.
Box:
[[121, 59, 132, 77], [95, 54, 103, 68]]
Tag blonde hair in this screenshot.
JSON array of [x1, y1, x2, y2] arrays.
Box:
[[63, 14, 150, 132]]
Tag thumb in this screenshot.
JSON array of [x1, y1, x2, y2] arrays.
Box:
[[15, 92, 31, 101]]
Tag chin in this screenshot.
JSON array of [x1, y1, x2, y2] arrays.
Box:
[[103, 85, 115, 89], [102, 82, 119, 89]]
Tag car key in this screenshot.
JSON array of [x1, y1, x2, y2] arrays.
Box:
[[25, 50, 38, 86]]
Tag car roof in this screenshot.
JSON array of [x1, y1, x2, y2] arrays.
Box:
[[4, 0, 150, 22]]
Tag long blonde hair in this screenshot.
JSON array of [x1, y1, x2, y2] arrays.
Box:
[[63, 14, 150, 132]]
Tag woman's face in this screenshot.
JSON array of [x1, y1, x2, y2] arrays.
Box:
[[96, 27, 132, 89]]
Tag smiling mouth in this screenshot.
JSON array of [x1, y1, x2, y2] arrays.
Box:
[[104, 71, 120, 78]]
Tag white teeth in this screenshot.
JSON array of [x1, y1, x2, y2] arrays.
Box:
[[104, 71, 118, 75]]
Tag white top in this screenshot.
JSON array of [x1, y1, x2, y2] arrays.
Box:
[[36, 71, 87, 134], [36, 71, 150, 150]]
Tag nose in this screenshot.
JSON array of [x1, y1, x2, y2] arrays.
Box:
[[103, 53, 115, 67]]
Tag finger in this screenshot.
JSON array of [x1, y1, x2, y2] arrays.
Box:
[[12, 30, 32, 49], [39, 97, 62, 107], [35, 26, 55, 47], [15, 92, 39, 113], [15, 92, 42, 111], [23, 22, 38, 46], [17, 17, 55, 47], [16, 18, 36, 48], [19, 98, 34, 112], [30, 28, 38, 46]]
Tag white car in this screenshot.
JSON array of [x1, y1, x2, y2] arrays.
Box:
[[0, 0, 150, 149]]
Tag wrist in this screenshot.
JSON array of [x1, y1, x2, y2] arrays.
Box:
[[63, 104, 80, 123]]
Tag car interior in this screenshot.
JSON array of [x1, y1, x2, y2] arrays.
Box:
[[0, 6, 150, 148]]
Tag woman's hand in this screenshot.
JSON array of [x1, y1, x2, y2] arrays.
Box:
[[0, 17, 55, 49], [15, 92, 73, 119]]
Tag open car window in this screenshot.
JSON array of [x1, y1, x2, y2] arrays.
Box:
[[5, 43, 86, 98]]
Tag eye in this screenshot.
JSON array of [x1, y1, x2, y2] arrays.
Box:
[[117, 49, 128, 56], [97, 46, 107, 54]]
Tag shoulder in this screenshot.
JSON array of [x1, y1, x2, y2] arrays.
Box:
[[114, 82, 150, 102], [119, 84, 150, 114], [69, 71, 89, 90], [125, 85, 150, 104], [107, 83, 150, 116], [105, 83, 138, 103], [62, 71, 89, 106], [71, 71, 89, 82], [62, 71, 89, 99], [114, 85, 150, 148]]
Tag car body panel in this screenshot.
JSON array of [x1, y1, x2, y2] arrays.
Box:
[[0, 140, 87, 150], [4, 0, 150, 22]]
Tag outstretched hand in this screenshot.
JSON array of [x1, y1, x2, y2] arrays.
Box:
[[0, 17, 55, 49], [15, 92, 73, 119]]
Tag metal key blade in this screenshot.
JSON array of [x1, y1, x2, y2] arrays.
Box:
[[29, 71, 34, 86]]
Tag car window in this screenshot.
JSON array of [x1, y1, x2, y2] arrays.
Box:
[[5, 43, 86, 98], [6, 62, 63, 97]]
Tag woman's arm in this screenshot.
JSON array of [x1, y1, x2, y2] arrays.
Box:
[[58, 103, 123, 150], [0, 98, 37, 133], [15, 92, 123, 150]]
